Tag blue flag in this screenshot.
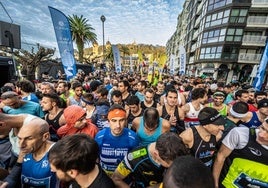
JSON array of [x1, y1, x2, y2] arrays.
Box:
[[112, 45, 121, 73], [179, 45, 186, 75], [253, 40, 268, 91], [48, 6, 76, 80]]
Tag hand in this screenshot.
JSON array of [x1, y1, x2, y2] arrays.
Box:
[[0, 102, 5, 109], [169, 114, 177, 126], [0, 181, 8, 188]]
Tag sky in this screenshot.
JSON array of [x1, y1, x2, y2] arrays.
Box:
[[0, 0, 184, 55]]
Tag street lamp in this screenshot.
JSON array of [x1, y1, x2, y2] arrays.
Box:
[[100, 15, 106, 67]]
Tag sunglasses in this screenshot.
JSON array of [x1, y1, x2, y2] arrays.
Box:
[[1, 93, 18, 100]]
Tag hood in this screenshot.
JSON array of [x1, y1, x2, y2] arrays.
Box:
[[64, 105, 86, 125]]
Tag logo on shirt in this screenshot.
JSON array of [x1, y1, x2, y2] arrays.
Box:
[[143, 171, 154, 176], [248, 147, 262, 156], [42, 160, 49, 168]]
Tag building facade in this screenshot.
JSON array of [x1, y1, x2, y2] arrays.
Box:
[[167, 0, 268, 83]]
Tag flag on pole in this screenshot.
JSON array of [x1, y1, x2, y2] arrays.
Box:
[[253, 40, 268, 91], [158, 55, 166, 81], [170, 54, 175, 75], [112, 45, 122, 73], [48, 6, 77, 80], [129, 56, 133, 73], [179, 45, 186, 75], [147, 61, 154, 83]]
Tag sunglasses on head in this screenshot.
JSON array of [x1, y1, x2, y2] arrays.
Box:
[[1, 93, 18, 100]]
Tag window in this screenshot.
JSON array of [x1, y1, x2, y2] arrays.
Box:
[[205, 9, 230, 28], [226, 28, 243, 42], [208, 0, 232, 11], [222, 46, 239, 60], [202, 28, 226, 44], [230, 9, 248, 23], [200, 46, 223, 59]]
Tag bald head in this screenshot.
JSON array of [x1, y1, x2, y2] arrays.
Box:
[[18, 117, 50, 154], [22, 117, 49, 134]]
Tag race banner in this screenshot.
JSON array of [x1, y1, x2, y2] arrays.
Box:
[[48, 6, 76, 80], [169, 54, 175, 75], [179, 45, 186, 75], [129, 56, 133, 73], [112, 45, 122, 73], [147, 61, 154, 83], [158, 54, 166, 81], [253, 40, 268, 91]]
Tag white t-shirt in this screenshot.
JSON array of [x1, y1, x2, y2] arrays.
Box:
[[222, 127, 268, 150]]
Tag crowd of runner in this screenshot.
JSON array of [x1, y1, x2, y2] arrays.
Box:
[[0, 70, 267, 188]]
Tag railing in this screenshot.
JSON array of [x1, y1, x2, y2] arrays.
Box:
[[247, 16, 268, 26], [192, 30, 199, 40], [194, 16, 201, 28], [191, 43, 197, 52], [242, 35, 267, 45], [238, 53, 262, 63], [189, 56, 194, 64], [196, 2, 203, 15], [252, 0, 268, 5]]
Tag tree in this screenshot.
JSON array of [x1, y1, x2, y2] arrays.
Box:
[[68, 14, 97, 63], [14, 46, 55, 81]]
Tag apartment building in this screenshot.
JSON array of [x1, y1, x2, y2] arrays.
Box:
[[167, 0, 268, 83]]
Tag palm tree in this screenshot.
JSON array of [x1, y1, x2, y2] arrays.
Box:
[[68, 14, 97, 63]]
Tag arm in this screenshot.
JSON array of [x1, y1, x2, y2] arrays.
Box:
[[125, 105, 130, 117], [131, 117, 140, 132], [179, 93, 186, 106], [159, 95, 165, 106], [58, 114, 66, 126], [178, 106, 185, 120], [179, 128, 193, 148], [181, 103, 190, 118], [66, 98, 71, 106], [111, 170, 130, 188], [212, 144, 232, 188], [157, 106, 162, 117], [161, 119, 171, 133], [3, 151, 25, 188]]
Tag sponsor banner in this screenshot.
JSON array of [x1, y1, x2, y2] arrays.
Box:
[[179, 45, 186, 75], [48, 6, 77, 80], [253, 41, 268, 91], [112, 45, 122, 73]]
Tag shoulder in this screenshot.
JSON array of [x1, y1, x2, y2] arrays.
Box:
[[161, 118, 170, 127], [179, 128, 193, 146], [95, 128, 107, 138], [132, 117, 141, 125], [222, 127, 249, 150], [126, 146, 148, 163]]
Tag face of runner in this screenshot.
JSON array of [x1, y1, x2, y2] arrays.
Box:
[[166, 92, 178, 107], [109, 117, 126, 136]]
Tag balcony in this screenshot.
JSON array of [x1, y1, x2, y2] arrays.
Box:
[[238, 53, 263, 64], [247, 16, 268, 27], [194, 16, 201, 29], [191, 43, 197, 52], [251, 0, 268, 8], [242, 35, 267, 46], [192, 30, 199, 41], [189, 56, 194, 64], [196, 1, 203, 15]]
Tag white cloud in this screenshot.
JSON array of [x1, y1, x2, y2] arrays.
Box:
[[0, 0, 185, 53]]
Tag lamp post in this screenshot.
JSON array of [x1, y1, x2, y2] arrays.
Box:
[[100, 15, 106, 67]]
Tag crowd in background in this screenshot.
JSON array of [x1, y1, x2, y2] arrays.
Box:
[[0, 69, 267, 188]]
